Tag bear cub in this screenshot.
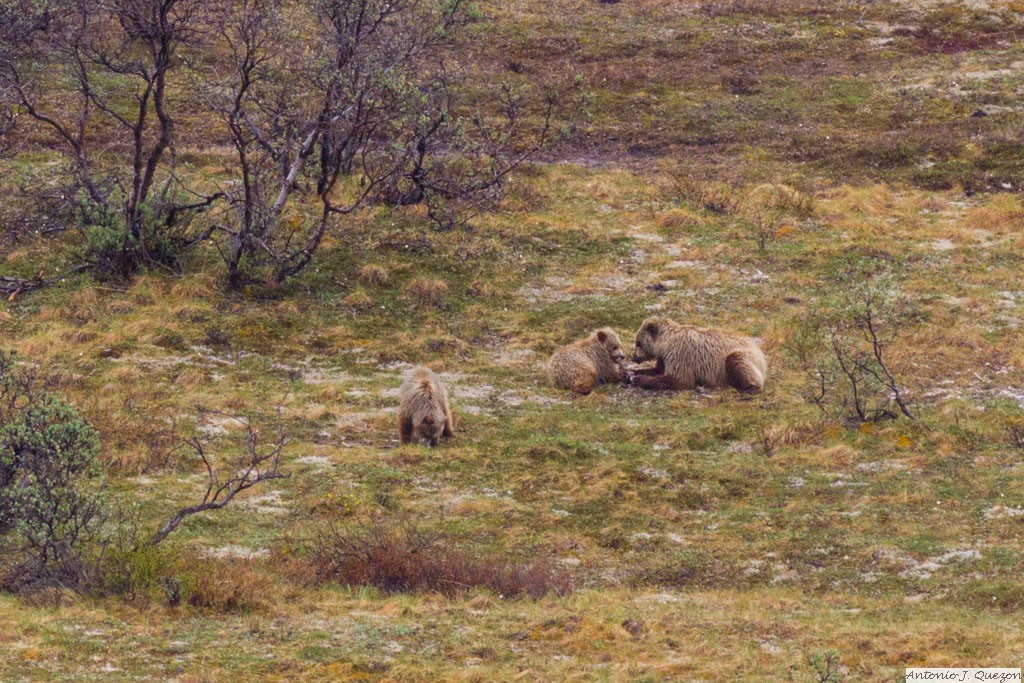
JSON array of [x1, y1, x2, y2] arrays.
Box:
[[397, 366, 455, 446], [547, 327, 628, 395]]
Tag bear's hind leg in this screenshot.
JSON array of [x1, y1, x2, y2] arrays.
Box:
[[725, 350, 764, 393], [442, 408, 455, 438], [572, 369, 598, 395]]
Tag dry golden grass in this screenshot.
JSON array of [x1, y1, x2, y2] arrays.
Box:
[[467, 279, 499, 298], [174, 556, 277, 613], [406, 278, 449, 309], [965, 193, 1024, 233], [746, 183, 817, 221], [342, 289, 374, 310], [656, 208, 704, 230], [174, 368, 209, 387], [169, 273, 218, 300], [357, 264, 390, 286]]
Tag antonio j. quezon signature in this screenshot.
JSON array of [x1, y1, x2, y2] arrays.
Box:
[[906, 670, 1022, 683]]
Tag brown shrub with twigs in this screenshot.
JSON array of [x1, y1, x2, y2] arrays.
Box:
[[170, 556, 275, 612], [307, 515, 571, 599]]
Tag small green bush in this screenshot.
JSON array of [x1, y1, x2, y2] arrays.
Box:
[[94, 541, 170, 601], [80, 202, 193, 281], [0, 351, 105, 590]]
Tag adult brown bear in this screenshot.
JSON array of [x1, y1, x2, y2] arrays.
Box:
[[628, 317, 766, 393]]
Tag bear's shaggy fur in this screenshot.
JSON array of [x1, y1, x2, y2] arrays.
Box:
[[547, 328, 627, 394], [629, 317, 766, 393], [397, 366, 454, 446]]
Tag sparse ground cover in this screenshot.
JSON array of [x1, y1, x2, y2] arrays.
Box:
[[1, 0, 1024, 681]]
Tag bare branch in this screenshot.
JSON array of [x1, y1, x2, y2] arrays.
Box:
[[149, 409, 290, 547]]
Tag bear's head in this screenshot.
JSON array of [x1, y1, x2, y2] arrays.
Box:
[[413, 410, 447, 447], [632, 317, 662, 363], [595, 328, 626, 363]]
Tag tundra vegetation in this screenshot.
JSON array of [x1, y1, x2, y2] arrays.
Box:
[[1, 0, 1024, 680]]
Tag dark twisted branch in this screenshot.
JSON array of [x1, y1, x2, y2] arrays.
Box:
[[149, 410, 290, 547], [1, 265, 93, 300]]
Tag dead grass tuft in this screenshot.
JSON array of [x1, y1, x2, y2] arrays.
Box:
[[169, 273, 217, 300], [468, 280, 499, 298], [657, 209, 704, 230], [38, 287, 99, 324], [747, 183, 815, 218], [317, 385, 346, 402], [343, 289, 374, 311], [357, 264, 390, 286], [966, 195, 1024, 233], [171, 556, 275, 612], [174, 369, 209, 387], [667, 173, 741, 215], [820, 184, 894, 218], [407, 278, 449, 309]]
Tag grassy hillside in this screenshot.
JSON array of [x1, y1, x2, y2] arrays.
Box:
[[2, 0, 1024, 681]]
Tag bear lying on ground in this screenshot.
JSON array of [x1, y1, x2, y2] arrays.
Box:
[[547, 327, 627, 395], [628, 316, 766, 393], [397, 366, 455, 446]]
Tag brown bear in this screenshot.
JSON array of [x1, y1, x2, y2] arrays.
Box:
[[397, 366, 455, 446], [547, 327, 627, 394], [628, 316, 766, 393]]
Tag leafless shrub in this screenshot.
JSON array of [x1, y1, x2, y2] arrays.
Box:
[[205, 0, 570, 288], [149, 408, 290, 546], [799, 650, 843, 683], [307, 513, 571, 599], [739, 184, 815, 252], [792, 264, 919, 425], [744, 207, 785, 253], [0, 0, 222, 279], [751, 424, 781, 458], [0, 101, 13, 157], [2, 0, 574, 290]]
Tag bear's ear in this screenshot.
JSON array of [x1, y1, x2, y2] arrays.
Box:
[[643, 320, 659, 337], [596, 330, 608, 343]]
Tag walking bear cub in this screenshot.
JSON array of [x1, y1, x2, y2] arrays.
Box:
[[547, 327, 627, 395], [397, 366, 455, 446], [629, 317, 766, 393]]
